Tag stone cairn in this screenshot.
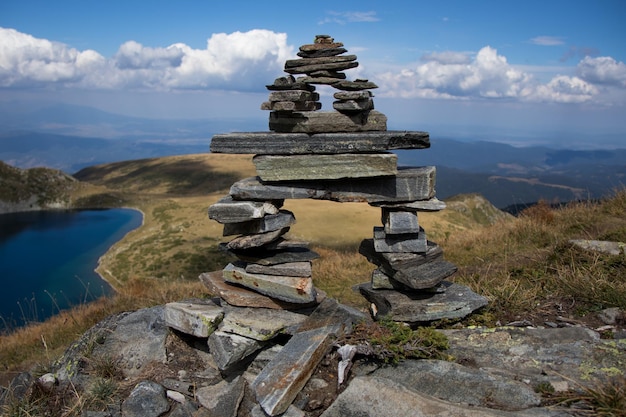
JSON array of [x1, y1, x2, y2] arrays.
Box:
[[166, 35, 488, 416], [206, 34, 487, 323]]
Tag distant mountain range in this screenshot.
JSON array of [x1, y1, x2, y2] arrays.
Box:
[[0, 103, 624, 209]]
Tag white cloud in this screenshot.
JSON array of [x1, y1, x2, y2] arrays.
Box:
[[319, 11, 379, 24], [0, 27, 293, 91], [576, 56, 626, 87], [375, 45, 610, 104], [530, 36, 565, 46]]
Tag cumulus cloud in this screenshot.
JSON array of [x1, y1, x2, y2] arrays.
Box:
[[576, 56, 626, 87], [376, 45, 614, 104], [0, 27, 293, 91]]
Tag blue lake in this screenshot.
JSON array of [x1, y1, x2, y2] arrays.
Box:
[[0, 209, 142, 332]]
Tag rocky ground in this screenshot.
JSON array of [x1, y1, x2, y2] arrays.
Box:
[[1, 294, 624, 417]]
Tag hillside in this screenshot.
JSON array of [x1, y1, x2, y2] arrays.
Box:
[[0, 161, 81, 214]]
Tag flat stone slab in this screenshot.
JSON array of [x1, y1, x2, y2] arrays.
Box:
[[221, 242, 320, 265], [223, 263, 317, 304], [245, 261, 312, 277], [225, 227, 290, 250], [222, 210, 296, 236], [253, 153, 398, 181], [371, 197, 447, 211], [359, 281, 489, 323], [220, 306, 309, 341], [373, 226, 427, 253], [210, 131, 429, 154], [200, 271, 323, 310], [390, 258, 458, 290], [230, 166, 436, 203], [269, 110, 387, 133], [360, 239, 443, 271], [164, 300, 224, 338], [208, 196, 281, 224]]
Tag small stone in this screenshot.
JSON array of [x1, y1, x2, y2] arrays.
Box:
[[223, 210, 296, 237], [208, 330, 266, 371], [373, 226, 428, 253], [333, 79, 378, 90], [164, 301, 224, 338], [219, 305, 308, 341], [333, 98, 374, 113], [225, 227, 290, 250], [196, 377, 245, 417], [382, 208, 420, 234], [334, 90, 373, 100], [208, 196, 281, 224], [121, 381, 169, 417], [245, 261, 312, 277]]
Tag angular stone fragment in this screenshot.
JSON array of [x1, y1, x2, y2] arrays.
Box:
[[360, 239, 443, 271], [382, 209, 420, 234], [164, 301, 224, 338], [253, 153, 397, 181], [333, 98, 374, 113], [230, 167, 436, 203], [222, 263, 316, 304], [121, 380, 169, 417], [245, 261, 312, 277], [196, 377, 245, 417], [225, 227, 290, 250], [220, 306, 308, 341], [268, 90, 319, 102], [210, 131, 430, 155], [371, 268, 448, 293], [269, 110, 387, 133], [221, 242, 320, 265], [297, 46, 347, 58], [334, 90, 373, 100], [391, 258, 457, 290], [208, 330, 266, 371], [371, 197, 446, 211], [284, 60, 358, 75], [252, 326, 335, 416], [208, 196, 281, 223], [266, 75, 316, 91], [373, 226, 427, 253], [333, 79, 378, 90], [299, 42, 344, 51], [200, 271, 323, 310], [285, 55, 357, 69], [261, 101, 321, 112], [222, 210, 296, 236], [359, 281, 489, 323]]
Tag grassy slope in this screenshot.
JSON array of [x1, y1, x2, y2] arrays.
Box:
[[1, 153, 624, 386]]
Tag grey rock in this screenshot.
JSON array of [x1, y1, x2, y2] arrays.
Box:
[[222, 210, 296, 236], [210, 131, 429, 155], [208, 331, 266, 371], [569, 239, 626, 255], [167, 399, 198, 417], [164, 300, 224, 338], [219, 305, 309, 341], [389, 258, 457, 290], [208, 196, 281, 224], [598, 307, 624, 325], [200, 271, 323, 310], [359, 281, 488, 323], [0, 372, 33, 405], [252, 326, 336, 416], [334, 90, 372, 100], [266, 75, 316, 91], [230, 166, 436, 203], [267, 90, 319, 102], [371, 197, 447, 211], [373, 226, 427, 253], [371, 267, 449, 292], [222, 242, 320, 265], [284, 55, 357, 69], [372, 359, 541, 410], [360, 238, 443, 271], [333, 98, 374, 113], [222, 263, 317, 304], [320, 376, 565, 417], [252, 153, 397, 181], [261, 100, 321, 112], [381, 208, 420, 234], [245, 261, 312, 277], [92, 306, 168, 378], [121, 380, 169, 417], [251, 404, 305, 417], [225, 227, 290, 250], [283, 60, 358, 75], [269, 110, 386, 133], [333, 79, 379, 90], [195, 376, 246, 417], [297, 46, 347, 58]]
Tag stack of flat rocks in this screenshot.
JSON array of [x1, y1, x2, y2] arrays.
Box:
[[261, 35, 386, 134], [206, 34, 487, 326]]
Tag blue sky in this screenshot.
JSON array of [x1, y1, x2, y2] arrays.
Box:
[[1, 0, 625, 148]]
